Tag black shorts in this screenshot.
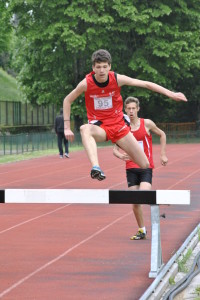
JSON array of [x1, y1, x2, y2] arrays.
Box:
[[126, 168, 153, 187]]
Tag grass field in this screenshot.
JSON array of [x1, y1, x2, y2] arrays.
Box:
[[0, 146, 84, 164], [0, 68, 21, 101]]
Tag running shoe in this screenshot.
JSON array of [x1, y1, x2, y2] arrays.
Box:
[[130, 229, 147, 240], [90, 166, 106, 181], [65, 153, 69, 158], [60, 155, 63, 158]]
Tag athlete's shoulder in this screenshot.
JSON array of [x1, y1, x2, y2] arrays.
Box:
[[86, 71, 94, 79], [77, 78, 87, 92], [144, 119, 157, 131], [144, 118, 153, 126]]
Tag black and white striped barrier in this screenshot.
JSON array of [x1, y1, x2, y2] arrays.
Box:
[[0, 189, 190, 205], [0, 189, 190, 278]]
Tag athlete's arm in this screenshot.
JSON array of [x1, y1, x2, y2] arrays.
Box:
[[113, 144, 130, 161], [63, 79, 87, 142], [145, 119, 168, 166], [117, 74, 187, 102]]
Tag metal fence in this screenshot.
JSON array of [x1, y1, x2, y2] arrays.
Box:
[[0, 132, 56, 155], [0, 130, 199, 156], [152, 130, 200, 144], [0, 101, 57, 126], [0, 131, 83, 155], [156, 122, 197, 133]]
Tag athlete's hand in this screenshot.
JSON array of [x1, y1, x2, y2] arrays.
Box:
[[170, 92, 187, 102], [64, 129, 74, 142], [161, 154, 168, 166]]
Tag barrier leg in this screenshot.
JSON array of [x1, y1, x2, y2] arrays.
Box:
[[149, 205, 164, 278]]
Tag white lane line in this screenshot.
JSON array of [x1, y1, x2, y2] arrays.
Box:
[[0, 210, 132, 298], [0, 163, 88, 186], [167, 168, 200, 190], [108, 153, 200, 189], [0, 168, 124, 234], [1, 155, 199, 232], [2, 157, 197, 233], [0, 147, 199, 296], [48, 164, 124, 188], [0, 152, 86, 175], [1, 149, 199, 187], [0, 204, 71, 234]]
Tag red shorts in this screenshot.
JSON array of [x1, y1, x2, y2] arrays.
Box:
[[100, 119, 130, 143]]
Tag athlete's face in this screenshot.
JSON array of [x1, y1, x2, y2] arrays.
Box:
[[125, 102, 140, 120], [92, 62, 111, 83]]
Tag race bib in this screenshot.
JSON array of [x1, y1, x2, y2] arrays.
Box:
[[94, 96, 113, 110], [138, 141, 144, 151]]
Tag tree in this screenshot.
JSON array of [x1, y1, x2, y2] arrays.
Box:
[[112, 0, 200, 121], [8, 0, 200, 123], [0, 1, 13, 70]]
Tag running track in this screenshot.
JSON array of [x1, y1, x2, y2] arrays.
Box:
[[0, 144, 199, 299]]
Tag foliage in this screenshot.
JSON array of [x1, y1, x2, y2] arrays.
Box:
[[177, 248, 192, 273], [169, 276, 175, 285], [0, 1, 13, 71], [0, 1, 12, 54], [113, 0, 200, 121], [193, 285, 200, 298], [6, 0, 200, 123]]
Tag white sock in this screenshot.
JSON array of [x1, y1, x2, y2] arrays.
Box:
[[140, 226, 146, 234]]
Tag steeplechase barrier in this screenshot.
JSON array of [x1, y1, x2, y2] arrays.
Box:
[[0, 189, 190, 278]]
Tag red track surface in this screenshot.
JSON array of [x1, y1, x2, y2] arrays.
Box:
[[0, 144, 199, 300]]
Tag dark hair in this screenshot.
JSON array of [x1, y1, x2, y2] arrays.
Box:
[[124, 97, 140, 108], [91, 49, 112, 66]]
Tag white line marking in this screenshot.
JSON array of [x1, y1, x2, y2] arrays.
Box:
[[0, 163, 88, 186], [48, 164, 124, 188], [167, 168, 200, 190], [0, 211, 132, 298], [0, 175, 123, 234], [1, 149, 198, 187], [0, 146, 198, 297], [0, 153, 86, 175], [0, 204, 71, 234]]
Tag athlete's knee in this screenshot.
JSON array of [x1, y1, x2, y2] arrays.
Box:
[[140, 160, 149, 169], [80, 124, 89, 137]]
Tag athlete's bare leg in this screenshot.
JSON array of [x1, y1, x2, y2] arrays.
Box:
[[80, 124, 107, 167], [129, 182, 152, 228], [116, 132, 149, 169]]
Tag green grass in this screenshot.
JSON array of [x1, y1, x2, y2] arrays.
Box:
[[0, 146, 84, 164], [177, 248, 192, 273], [169, 276, 175, 285], [0, 68, 21, 101], [193, 286, 200, 299]]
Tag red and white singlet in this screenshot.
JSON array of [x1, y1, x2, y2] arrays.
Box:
[[126, 118, 154, 169], [85, 71, 124, 125]]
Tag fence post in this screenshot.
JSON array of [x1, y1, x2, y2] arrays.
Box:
[[16, 135, 18, 154], [10, 135, 12, 155], [3, 135, 6, 155]]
